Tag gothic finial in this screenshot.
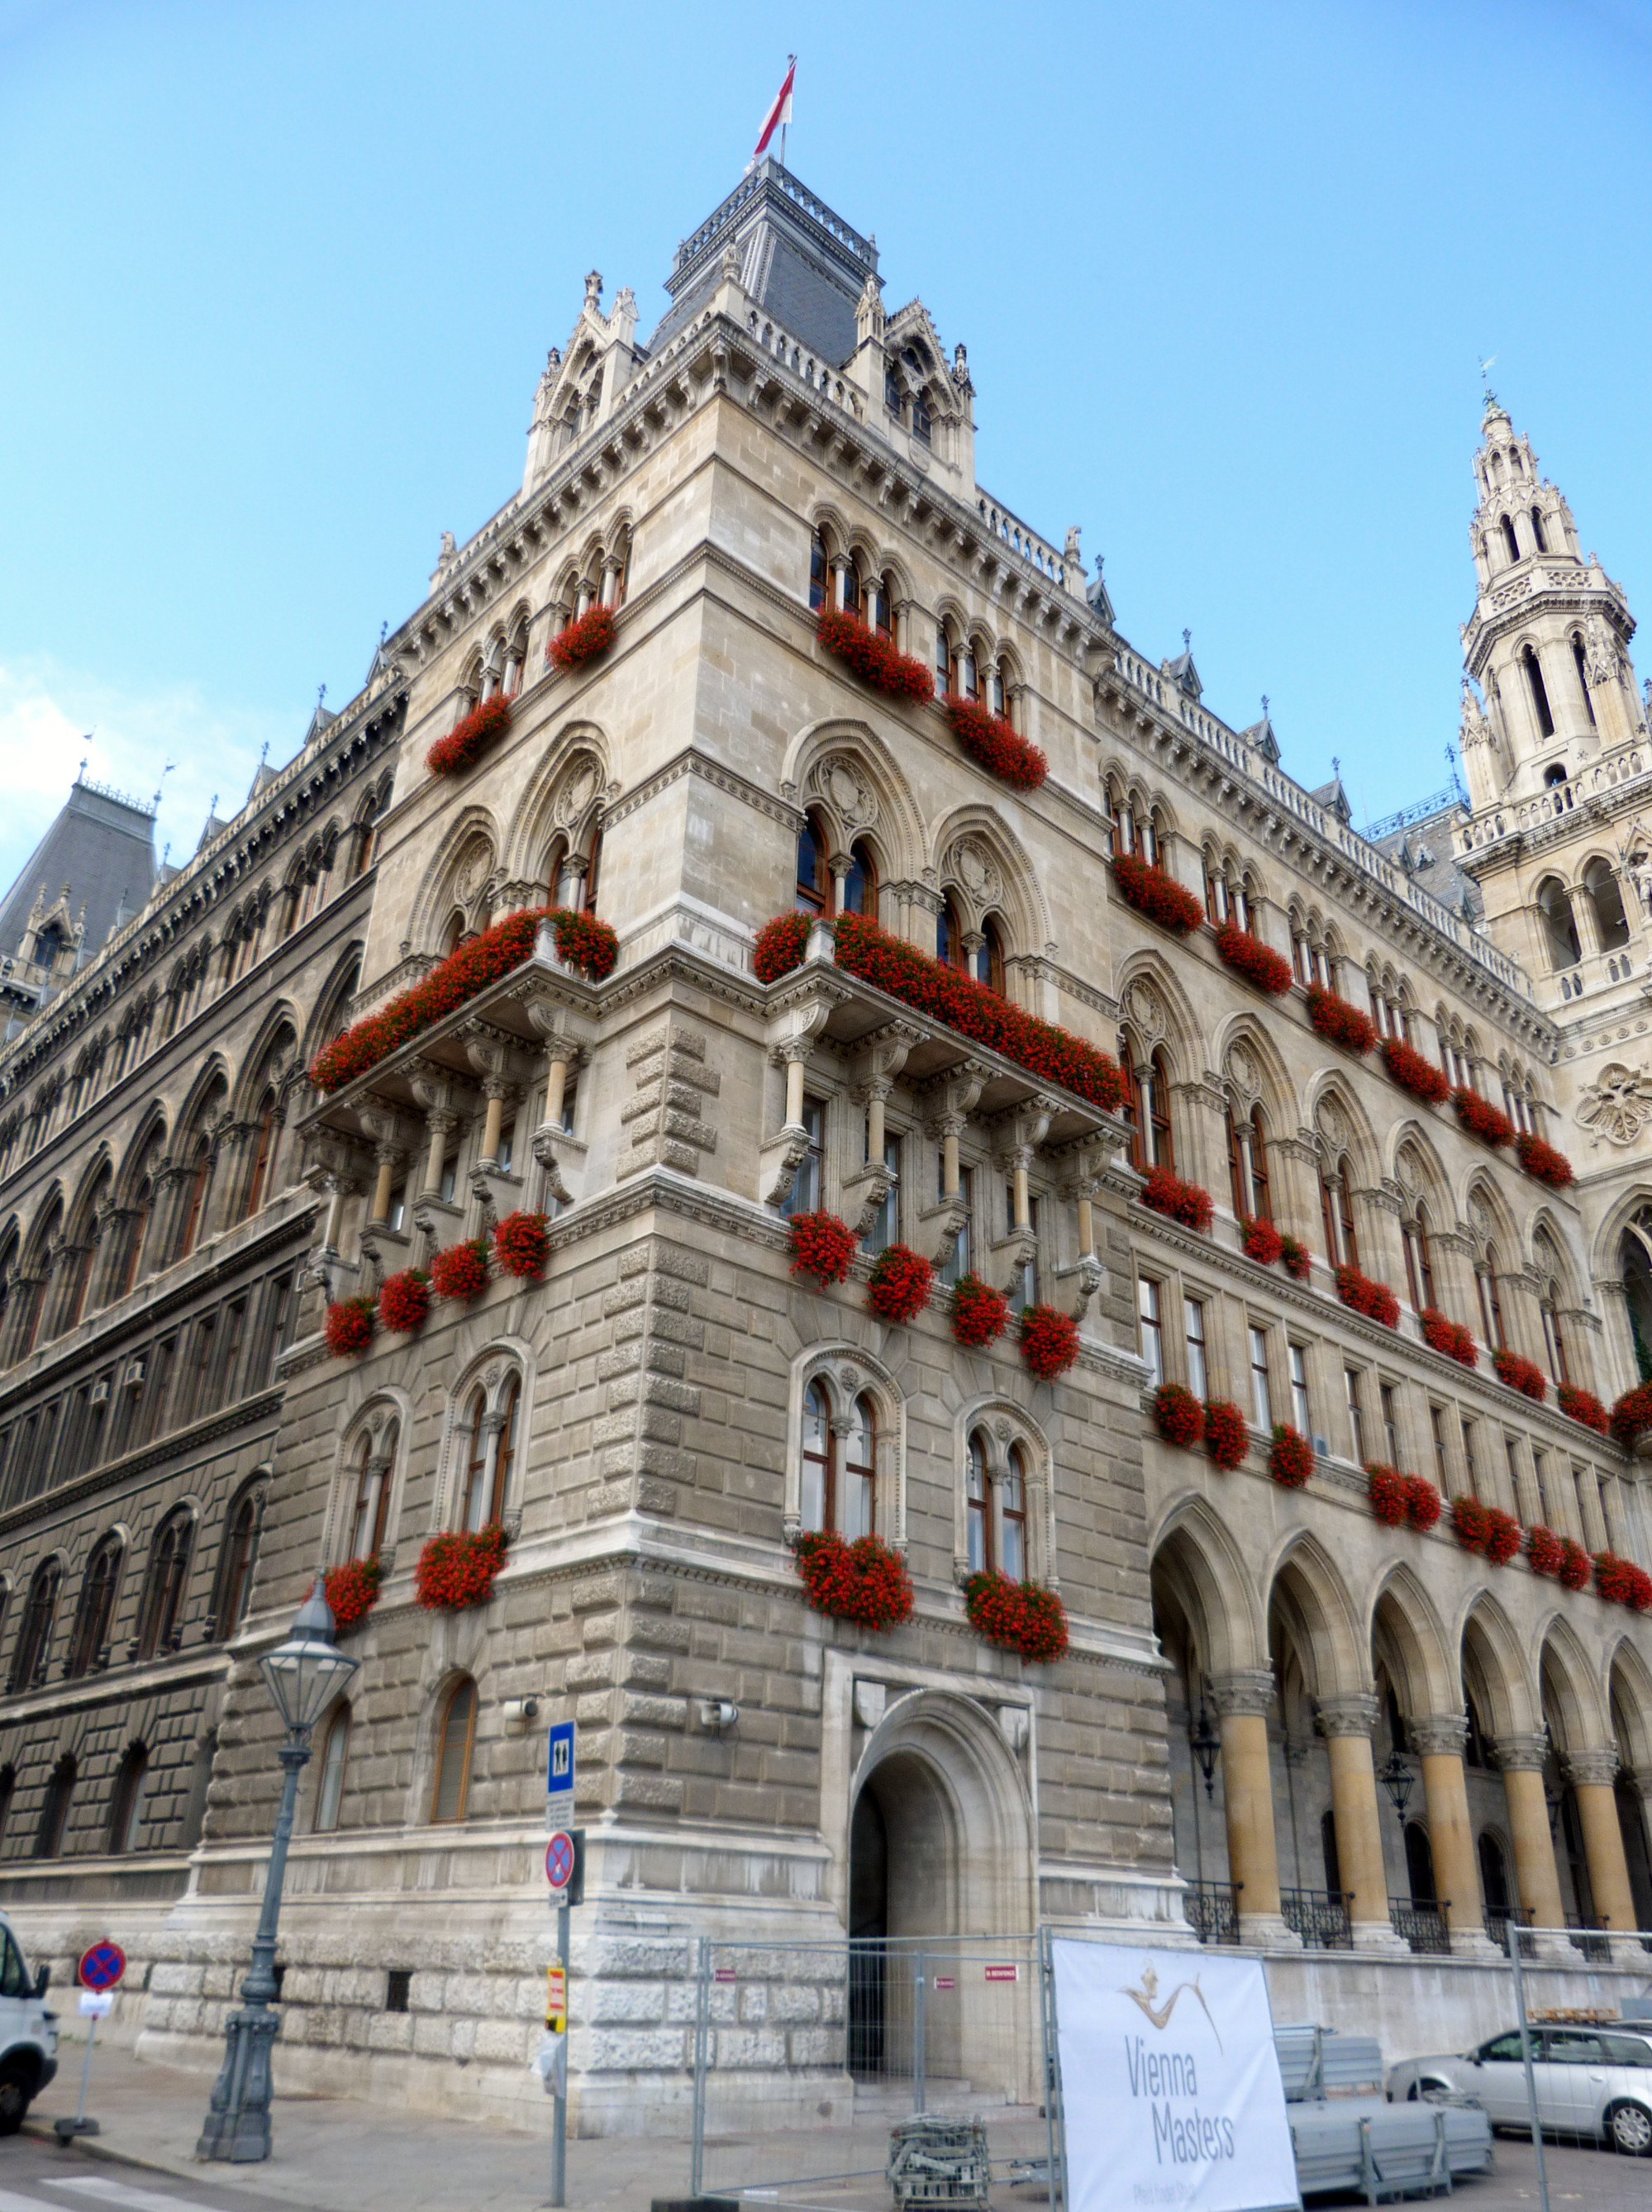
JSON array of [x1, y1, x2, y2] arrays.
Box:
[[209, 793, 218, 816], [1094, 553, 1105, 578], [317, 682, 326, 707], [1183, 627, 1191, 652], [1332, 755, 1341, 779], [78, 754, 87, 783], [379, 619, 388, 644], [162, 840, 171, 866], [1261, 694, 1269, 717]]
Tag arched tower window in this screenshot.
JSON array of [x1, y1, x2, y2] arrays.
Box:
[[1402, 1204, 1436, 1313], [1535, 877, 1582, 971], [1530, 506, 1546, 554], [1523, 645, 1555, 739], [1501, 514, 1521, 564], [1584, 859, 1631, 951], [1571, 635, 1597, 727]]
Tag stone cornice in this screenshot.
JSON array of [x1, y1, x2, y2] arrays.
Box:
[[601, 741, 805, 837]]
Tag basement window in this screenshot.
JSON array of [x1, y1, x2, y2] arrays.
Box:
[[386, 1969, 412, 2014]]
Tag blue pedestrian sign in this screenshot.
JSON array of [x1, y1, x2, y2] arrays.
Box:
[[546, 1720, 575, 1824]]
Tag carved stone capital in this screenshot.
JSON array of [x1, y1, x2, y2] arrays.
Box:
[[1494, 1730, 1550, 1774], [1409, 1712, 1469, 1760], [1208, 1668, 1276, 1720], [1564, 1746, 1621, 1789], [919, 1063, 988, 1133], [1315, 1692, 1380, 1741]]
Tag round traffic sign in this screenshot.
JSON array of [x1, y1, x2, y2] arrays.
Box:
[[78, 1941, 126, 1992], [545, 1832, 575, 1890]]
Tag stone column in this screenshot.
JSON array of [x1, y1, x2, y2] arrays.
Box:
[[1410, 1714, 1498, 1955], [1601, 1471, 1631, 1556], [140, 1163, 190, 1283], [1565, 1748, 1640, 1950], [478, 1078, 512, 1170], [1316, 1695, 1408, 1950], [369, 1148, 401, 1227], [0, 1269, 47, 1365], [1170, 1077, 1227, 1198], [1592, 1276, 1639, 1398], [1209, 1669, 1297, 1945], [421, 1111, 458, 1198], [1350, 1182, 1406, 1291], [1495, 1733, 1566, 1940], [1575, 1468, 1611, 1555]]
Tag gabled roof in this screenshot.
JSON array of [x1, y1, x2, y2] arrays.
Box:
[[1164, 647, 1202, 699], [1240, 706, 1279, 764], [1310, 775, 1354, 825], [0, 777, 156, 968]]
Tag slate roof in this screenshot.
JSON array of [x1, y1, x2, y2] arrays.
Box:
[[1365, 801, 1483, 925], [0, 778, 156, 967]]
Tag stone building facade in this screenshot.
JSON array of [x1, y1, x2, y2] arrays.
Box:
[[1, 165, 1650, 2129]]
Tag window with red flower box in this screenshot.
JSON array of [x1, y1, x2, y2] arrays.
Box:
[[1558, 1383, 1608, 1435], [950, 1274, 1009, 1348], [866, 1244, 934, 1323], [1452, 1087, 1516, 1149], [493, 1211, 550, 1281], [1112, 854, 1205, 936], [1269, 1423, 1313, 1489], [1140, 1166, 1214, 1233], [1154, 1384, 1205, 1449], [815, 609, 935, 702], [1335, 1266, 1400, 1328], [1305, 985, 1378, 1057], [945, 697, 1048, 792], [1612, 1382, 1652, 1448], [962, 1572, 1069, 1663], [1382, 1037, 1450, 1105], [1418, 1307, 1477, 1368], [547, 602, 616, 670], [1019, 1304, 1078, 1380], [431, 1239, 491, 1303], [426, 694, 512, 779], [413, 1523, 508, 1611], [788, 1211, 859, 1289], [377, 1269, 430, 1335], [1492, 1348, 1547, 1402], [324, 1295, 375, 1359], [323, 1555, 382, 1635], [1212, 922, 1293, 996], [1516, 1131, 1574, 1188], [1202, 1399, 1249, 1471], [793, 1529, 914, 1630]]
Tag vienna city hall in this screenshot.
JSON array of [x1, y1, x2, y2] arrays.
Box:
[[2, 162, 1651, 2129]]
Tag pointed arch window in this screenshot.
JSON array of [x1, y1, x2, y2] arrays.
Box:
[[842, 1395, 877, 1541], [179, 1139, 212, 1258], [1530, 506, 1547, 554], [1402, 1206, 1436, 1313], [1584, 859, 1630, 951], [1540, 1299, 1569, 1386], [841, 839, 878, 919], [1226, 1104, 1269, 1220], [1204, 857, 1229, 925], [1477, 1247, 1506, 1349], [866, 573, 894, 639], [969, 916, 1007, 995], [349, 1429, 394, 1558], [1501, 515, 1521, 564], [1523, 645, 1555, 739], [936, 895, 969, 972], [136, 1511, 192, 1662], [1002, 1444, 1029, 1580], [988, 660, 1007, 717], [242, 1096, 277, 1220], [459, 1390, 489, 1531], [69, 1537, 121, 1679], [1145, 1050, 1174, 1171], [216, 1488, 262, 1639], [1535, 877, 1581, 971], [9, 1561, 60, 1691], [1572, 635, 1597, 727], [314, 1705, 350, 1834], [935, 625, 951, 697], [430, 1678, 478, 1824], [801, 1381, 831, 1533], [966, 1432, 992, 1572], [795, 809, 831, 915], [1320, 1155, 1358, 1268]]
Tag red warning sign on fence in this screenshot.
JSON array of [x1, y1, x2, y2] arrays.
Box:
[[933, 1975, 955, 1991], [984, 1963, 1020, 1982]]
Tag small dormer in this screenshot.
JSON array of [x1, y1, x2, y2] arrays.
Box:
[[523, 272, 645, 497], [1240, 701, 1279, 765], [1164, 636, 1202, 700], [867, 300, 974, 487]]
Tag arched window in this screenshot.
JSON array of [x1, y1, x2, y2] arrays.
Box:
[[36, 1755, 76, 1858], [579, 825, 602, 916], [801, 1381, 831, 1532], [1526, 507, 1545, 554], [119, 1173, 152, 1301], [935, 625, 951, 697], [935, 895, 968, 972], [1404, 1820, 1437, 1906], [440, 909, 465, 955], [988, 659, 1007, 717], [9, 1561, 60, 1690], [1477, 1246, 1506, 1349], [1535, 877, 1581, 971], [1572, 635, 1596, 727], [459, 1390, 489, 1530], [1540, 1297, 1569, 1387], [216, 1488, 262, 1639], [349, 1429, 394, 1557], [1319, 1154, 1358, 1268], [1002, 1445, 1029, 1580], [64, 1234, 96, 1334], [1226, 1105, 1269, 1220], [108, 1744, 148, 1853], [1403, 1206, 1436, 1313], [492, 1377, 519, 1525], [242, 1096, 277, 1220], [798, 1382, 878, 1538], [841, 839, 878, 919], [136, 1511, 192, 1662], [865, 572, 894, 638], [966, 1432, 992, 1572], [430, 1678, 478, 1824], [839, 556, 861, 618], [314, 1704, 350, 1834], [68, 1536, 121, 1679], [969, 916, 1006, 995], [911, 383, 931, 445], [842, 1395, 876, 1541], [1584, 859, 1630, 951], [955, 642, 978, 702], [795, 810, 830, 914], [1147, 1049, 1174, 1171], [1501, 515, 1520, 565], [1204, 856, 1229, 925], [179, 1139, 212, 1258], [1523, 645, 1554, 739]]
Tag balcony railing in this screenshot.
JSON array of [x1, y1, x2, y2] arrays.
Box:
[[1389, 1897, 1452, 1956], [1281, 1886, 1354, 1951], [1184, 1880, 1242, 1945], [1566, 1913, 1612, 1964]]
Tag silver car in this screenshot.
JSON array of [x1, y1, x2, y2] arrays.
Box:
[[1388, 2024, 1652, 2156]]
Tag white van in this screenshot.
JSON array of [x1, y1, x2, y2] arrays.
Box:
[[0, 1913, 57, 2133]]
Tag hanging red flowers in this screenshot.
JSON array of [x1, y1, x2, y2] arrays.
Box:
[[1306, 987, 1378, 1056], [1019, 1303, 1079, 1380], [1515, 1131, 1574, 1189], [962, 1572, 1069, 1663], [1279, 1232, 1312, 1282], [1594, 1553, 1652, 1611], [755, 911, 811, 982], [1382, 1037, 1450, 1105], [493, 1211, 550, 1281], [1612, 1382, 1652, 1447], [431, 1238, 491, 1303], [1335, 1265, 1400, 1328], [1367, 1467, 1408, 1526], [310, 906, 550, 1092], [1269, 1423, 1313, 1489], [950, 1273, 1010, 1348], [1140, 1166, 1215, 1233], [788, 1211, 859, 1289], [324, 1295, 375, 1359], [793, 1529, 914, 1630], [1558, 1383, 1609, 1435], [815, 609, 935, 702], [1240, 1215, 1283, 1268], [1213, 922, 1293, 996], [1404, 1475, 1443, 1531], [548, 603, 616, 670], [1558, 1537, 1592, 1591], [1203, 1399, 1250, 1471], [1452, 1087, 1516, 1149], [1112, 853, 1205, 935], [323, 1555, 382, 1634], [1449, 1496, 1492, 1554], [866, 1244, 935, 1324], [945, 697, 1048, 792], [414, 1523, 508, 1611], [1419, 1307, 1478, 1368], [377, 1269, 431, 1335], [1154, 1383, 1206, 1450], [547, 908, 619, 980], [1483, 1508, 1524, 1567], [426, 693, 512, 778], [1526, 1524, 1567, 1579], [1493, 1348, 1547, 1402]]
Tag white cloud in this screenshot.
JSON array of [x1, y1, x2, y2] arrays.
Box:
[[0, 658, 298, 906]]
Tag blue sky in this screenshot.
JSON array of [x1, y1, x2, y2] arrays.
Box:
[[3, 0, 1650, 896]]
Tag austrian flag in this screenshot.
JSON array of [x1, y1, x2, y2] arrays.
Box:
[[753, 58, 795, 161]]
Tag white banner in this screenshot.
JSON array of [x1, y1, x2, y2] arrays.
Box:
[[1052, 1941, 1299, 2212]]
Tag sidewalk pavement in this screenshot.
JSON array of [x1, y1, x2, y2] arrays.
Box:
[[19, 2042, 688, 2212]]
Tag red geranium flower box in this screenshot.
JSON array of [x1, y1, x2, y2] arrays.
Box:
[[1214, 922, 1293, 996], [1612, 1382, 1652, 1448], [1420, 1307, 1477, 1368], [1269, 1423, 1313, 1489], [950, 1273, 1009, 1348], [1450, 1495, 1491, 1553], [1493, 1348, 1547, 1402], [1526, 1525, 1566, 1579], [1404, 1475, 1443, 1531], [945, 697, 1048, 792], [1593, 1552, 1652, 1610], [1141, 1166, 1214, 1233], [1306, 986, 1378, 1056], [1483, 1507, 1524, 1567], [324, 1295, 375, 1359], [414, 1522, 508, 1611], [1336, 1265, 1400, 1328], [866, 1244, 935, 1324], [1516, 1131, 1574, 1189], [1154, 1383, 1206, 1450], [431, 1238, 491, 1302], [755, 911, 811, 983], [426, 693, 512, 778], [1241, 1215, 1283, 1268], [1453, 1087, 1516, 1149], [1019, 1303, 1079, 1380], [1382, 1037, 1450, 1105], [1279, 1231, 1312, 1281], [1112, 853, 1204, 936], [493, 1211, 550, 1281], [793, 1529, 914, 1630], [815, 609, 935, 702], [1203, 1399, 1249, 1471], [789, 1211, 859, 1289], [323, 1555, 382, 1634], [1368, 1466, 1407, 1526], [1558, 1384, 1609, 1435], [546, 907, 619, 980], [548, 603, 616, 670], [963, 1572, 1069, 1663], [378, 1268, 430, 1335]]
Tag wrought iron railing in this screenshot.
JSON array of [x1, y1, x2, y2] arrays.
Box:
[[1487, 1905, 1536, 1958], [1281, 1887, 1353, 1951], [1183, 1880, 1242, 1945], [1566, 1913, 1612, 1963], [1389, 1897, 1452, 1956]]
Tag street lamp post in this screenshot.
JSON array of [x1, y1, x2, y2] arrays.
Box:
[[197, 1584, 358, 2163]]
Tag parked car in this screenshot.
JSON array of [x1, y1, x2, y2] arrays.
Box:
[[0, 1910, 56, 2133], [1388, 2024, 1652, 2156]]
